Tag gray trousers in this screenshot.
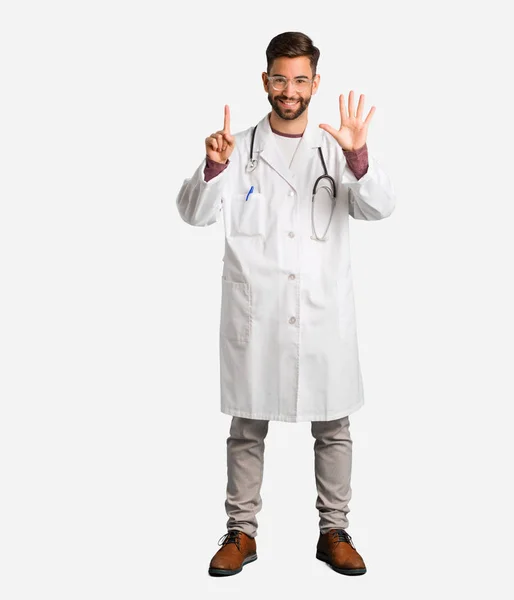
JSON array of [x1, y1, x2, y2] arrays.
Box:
[[225, 416, 353, 538]]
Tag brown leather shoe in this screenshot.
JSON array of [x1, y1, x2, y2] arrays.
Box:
[[208, 530, 258, 576], [316, 528, 367, 575]]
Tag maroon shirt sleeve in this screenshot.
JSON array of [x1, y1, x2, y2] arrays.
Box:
[[342, 143, 369, 179], [204, 156, 230, 182]]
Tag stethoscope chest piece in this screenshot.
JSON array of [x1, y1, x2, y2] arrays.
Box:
[[246, 158, 257, 172]]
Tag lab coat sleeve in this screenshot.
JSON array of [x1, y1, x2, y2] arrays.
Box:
[[343, 153, 396, 221], [176, 157, 228, 227]]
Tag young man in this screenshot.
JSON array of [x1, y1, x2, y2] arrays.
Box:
[[176, 31, 396, 577]]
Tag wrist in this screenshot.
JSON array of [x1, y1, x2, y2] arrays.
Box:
[[206, 155, 229, 165], [341, 143, 366, 153]]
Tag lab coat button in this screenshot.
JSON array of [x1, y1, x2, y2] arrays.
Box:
[[288, 191, 294, 197], [288, 274, 296, 280], [289, 316, 296, 324], [288, 231, 295, 238]]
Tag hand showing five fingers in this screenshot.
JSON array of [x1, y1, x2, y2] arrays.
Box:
[[319, 91, 375, 151], [205, 105, 235, 164]]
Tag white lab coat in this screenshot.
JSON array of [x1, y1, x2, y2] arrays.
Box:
[[177, 113, 395, 422]]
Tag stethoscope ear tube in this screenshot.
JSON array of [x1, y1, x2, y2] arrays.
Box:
[[312, 174, 337, 197], [311, 148, 337, 242]]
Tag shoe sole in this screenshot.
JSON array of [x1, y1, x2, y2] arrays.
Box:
[[316, 551, 367, 576], [208, 553, 258, 577]]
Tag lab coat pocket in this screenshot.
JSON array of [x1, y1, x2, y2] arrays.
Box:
[[231, 193, 267, 237], [220, 276, 252, 343]]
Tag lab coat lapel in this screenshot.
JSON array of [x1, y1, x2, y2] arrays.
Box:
[[255, 114, 323, 192], [256, 114, 297, 191]]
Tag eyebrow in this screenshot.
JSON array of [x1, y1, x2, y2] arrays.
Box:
[[270, 74, 310, 78]]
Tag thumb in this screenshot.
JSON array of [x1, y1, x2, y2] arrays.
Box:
[[223, 132, 234, 145], [319, 123, 339, 139]]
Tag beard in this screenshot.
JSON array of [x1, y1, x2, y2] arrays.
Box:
[[267, 92, 311, 120]]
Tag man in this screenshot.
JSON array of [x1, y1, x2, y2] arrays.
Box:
[[176, 31, 395, 577]]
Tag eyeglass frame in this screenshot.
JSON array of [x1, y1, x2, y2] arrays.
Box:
[[266, 75, 315, 92]]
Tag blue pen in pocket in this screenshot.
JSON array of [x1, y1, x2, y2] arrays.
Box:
[[245, 186, 254, 202]]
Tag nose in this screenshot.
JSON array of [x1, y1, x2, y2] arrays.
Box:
[[284, 80, 296, 95]]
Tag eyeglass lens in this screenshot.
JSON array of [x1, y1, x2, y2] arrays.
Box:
[[269, 77, 311, 91]]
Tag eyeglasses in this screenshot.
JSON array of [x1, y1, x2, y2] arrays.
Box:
[[267, 75, 314, 92]]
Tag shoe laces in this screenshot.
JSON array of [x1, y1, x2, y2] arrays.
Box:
[[217, 530, 242, 550], [331, 529, 356, 549]]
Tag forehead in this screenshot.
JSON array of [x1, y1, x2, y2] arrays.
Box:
[[269, 56, 313, 77]]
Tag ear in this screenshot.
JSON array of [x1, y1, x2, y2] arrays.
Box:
[[312, 73, 321, 95], [261, 72, 269, 93]]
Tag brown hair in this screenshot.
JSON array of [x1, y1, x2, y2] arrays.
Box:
[[266, 32, 320, 76]]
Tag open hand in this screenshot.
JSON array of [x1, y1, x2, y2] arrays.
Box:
[[205, 105, 235, 164], [319, 91, 375, 151]]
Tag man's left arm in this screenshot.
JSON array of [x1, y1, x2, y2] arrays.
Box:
[[342, 144, 396, 220], [320, 91, 396, 221]]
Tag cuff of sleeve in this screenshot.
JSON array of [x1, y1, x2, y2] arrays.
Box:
[[204, 157, 230, 183], [342, 144, 369, 180]]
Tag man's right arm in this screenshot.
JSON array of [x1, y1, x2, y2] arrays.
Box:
[[176, 105, 235, 227], [176, 157, 229, 227]]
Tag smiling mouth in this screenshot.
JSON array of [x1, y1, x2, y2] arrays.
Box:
[[279, 99, 299, 108]]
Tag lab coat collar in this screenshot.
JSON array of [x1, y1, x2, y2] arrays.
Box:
[[254, 112, 322, 191]]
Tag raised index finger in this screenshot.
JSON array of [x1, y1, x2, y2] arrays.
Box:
[[223, 105, 231, 133]]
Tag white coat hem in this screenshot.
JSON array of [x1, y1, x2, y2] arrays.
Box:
[[220, 399, 365, 423]]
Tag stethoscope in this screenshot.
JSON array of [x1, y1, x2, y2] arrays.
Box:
[[246, 124, 337, 242]]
